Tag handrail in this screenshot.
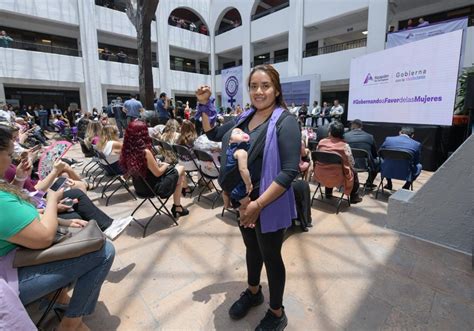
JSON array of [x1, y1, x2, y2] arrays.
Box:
[[7, 40, 81, 57], [98, 52, 158, 67], [170, 62, 209, 75], [251, 55, 288, 67], [303, 38, 367, 58], [251, 2, 289, 21]]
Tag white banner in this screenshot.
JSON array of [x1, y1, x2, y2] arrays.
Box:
[[221, 66, 243, 109], [387, 18, 467, 48], [348, 30, 463, 126]]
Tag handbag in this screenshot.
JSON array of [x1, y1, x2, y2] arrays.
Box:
[[13, 220, 106, 268]]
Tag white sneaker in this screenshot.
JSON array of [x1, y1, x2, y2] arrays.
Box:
[[103, 216, 133, 240]]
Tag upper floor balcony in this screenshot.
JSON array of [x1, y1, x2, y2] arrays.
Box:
[[99, 60, 160, 89], [5, 39, 81, 57], [0, 0, 79, 26], [0, 46, 84, 83], [303, 38, 367, 58]]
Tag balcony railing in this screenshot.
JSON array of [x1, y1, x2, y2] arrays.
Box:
[[99, 53, 158, 67], [303, 38, 367, 58], [170, 62, 210, 75], [251, 2, 289, 21], [250, 55, 288, 67], [4, 40, 81, 57]]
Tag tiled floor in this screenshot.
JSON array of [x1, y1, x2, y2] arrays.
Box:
[[31, 144, 474, 330]]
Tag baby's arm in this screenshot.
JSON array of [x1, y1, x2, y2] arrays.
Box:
[[234, 149, 252, 194]]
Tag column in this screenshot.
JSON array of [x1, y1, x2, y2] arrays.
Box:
[[0, 82, 5, 105], [287, 0, 304, 77], [156, 4, 171, 94], [367, 0, 389, 54], [77, 0, 103, 111], [210, 29, 217, 91], [242, 13, 252, 106]]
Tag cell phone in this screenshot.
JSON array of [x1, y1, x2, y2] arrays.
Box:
[[50, 177, 67, 191], [62, 198, 74, 207]]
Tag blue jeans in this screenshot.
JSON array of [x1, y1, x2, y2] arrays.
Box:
[[18, 241, 115, 318]]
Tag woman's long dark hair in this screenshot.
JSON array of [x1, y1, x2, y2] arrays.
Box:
[[248, 64, 288, 110]]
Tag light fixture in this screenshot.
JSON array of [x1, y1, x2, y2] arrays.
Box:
[[258, 55, 266, 59], [41, 39, 51, 43], [362, 30, 368, 35], [185, 62, 192, 66]]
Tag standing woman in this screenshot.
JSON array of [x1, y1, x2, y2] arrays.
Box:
[[196, 64, 300, 330]]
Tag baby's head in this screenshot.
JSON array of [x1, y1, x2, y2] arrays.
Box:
[[230, 128, 250, 143]]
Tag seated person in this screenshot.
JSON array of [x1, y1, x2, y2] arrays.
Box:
[[222, 128, 252, 209], [97, 125, 123, 174], [84, 120, 102, 149], [120, 120, 189, 218], [0, 128, 116, 331], [380, 126, 422, 190], [299, 140, 311, 181], [0, 125, 132, 237], [344, 119, 380, 188], [315, 122, 362, 203]]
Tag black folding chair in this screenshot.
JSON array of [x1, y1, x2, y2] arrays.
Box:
[[161, 141, 178, 165], [193, 149, 222, 208], [95, 150, 136, 206], [35, 288, 63, 328], [311, 150, 351, 214], [78, 138, 100, 179], [375, 149, 414, 199], [130, 175, 177, 237], [173, 144, 198, 195], [351, 148, 372, 194]]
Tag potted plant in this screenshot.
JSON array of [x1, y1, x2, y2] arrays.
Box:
[[453, 66, 474, 125]]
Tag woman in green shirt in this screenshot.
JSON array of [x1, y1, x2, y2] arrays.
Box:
[[0, 127, 115, 331]]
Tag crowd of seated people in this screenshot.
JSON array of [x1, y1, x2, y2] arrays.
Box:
[[0, 91, 425, 328]]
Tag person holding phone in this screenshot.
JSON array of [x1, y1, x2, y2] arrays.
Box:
[[0, 126, 116, 331]]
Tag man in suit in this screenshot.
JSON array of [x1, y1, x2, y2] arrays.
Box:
[[380, 127, 422, 190], [344, 119, 379, 188]]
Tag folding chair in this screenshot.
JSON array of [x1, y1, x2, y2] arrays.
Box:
[[193, 149, 222, 208], [351, 148, 372, 194], [311, 150, 351, 214], [375, 149, 414, 199], [95, 150, 136, 206], [173, 144, 199, 195], [130, 175, 178, 237], [35, 288, 63, 328], [78, 138, 100, 179], [160, 140, 178, 165]]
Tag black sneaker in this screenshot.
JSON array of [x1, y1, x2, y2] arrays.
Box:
[[229, 286, 264, 320], [255, 308, 288, 331]]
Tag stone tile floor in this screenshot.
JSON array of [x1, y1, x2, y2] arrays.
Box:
[[30, 144, 474, 330]]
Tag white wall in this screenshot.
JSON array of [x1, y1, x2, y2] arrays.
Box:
[[215, 26, 243, 54], [0, 0, 79, 25], [272, 61, 289, 78], [169, 70, 210, 94], [99, 61, 160, 89], [251, 7, 290, 43], [95, 6, 158, 41], [303, 0, 368, 26], [168, 26, 210, 53], [302, 47, 367, 82], [0, 48, 84, 83]]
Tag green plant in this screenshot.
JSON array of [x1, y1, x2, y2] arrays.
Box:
[[454, 66, 474, 115]]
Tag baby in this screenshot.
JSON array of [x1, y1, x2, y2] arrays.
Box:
[[223, 128, 253, 209]]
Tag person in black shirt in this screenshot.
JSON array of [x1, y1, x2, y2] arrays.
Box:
[[197, 64, 300, 331]]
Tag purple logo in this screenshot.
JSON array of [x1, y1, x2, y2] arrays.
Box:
[[363, 73, 373, 84]]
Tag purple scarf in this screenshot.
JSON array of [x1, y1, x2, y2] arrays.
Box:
[[237, 107, 297, 233]]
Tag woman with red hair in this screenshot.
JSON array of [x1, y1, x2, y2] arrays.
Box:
[[119, 120, 189, 218]]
